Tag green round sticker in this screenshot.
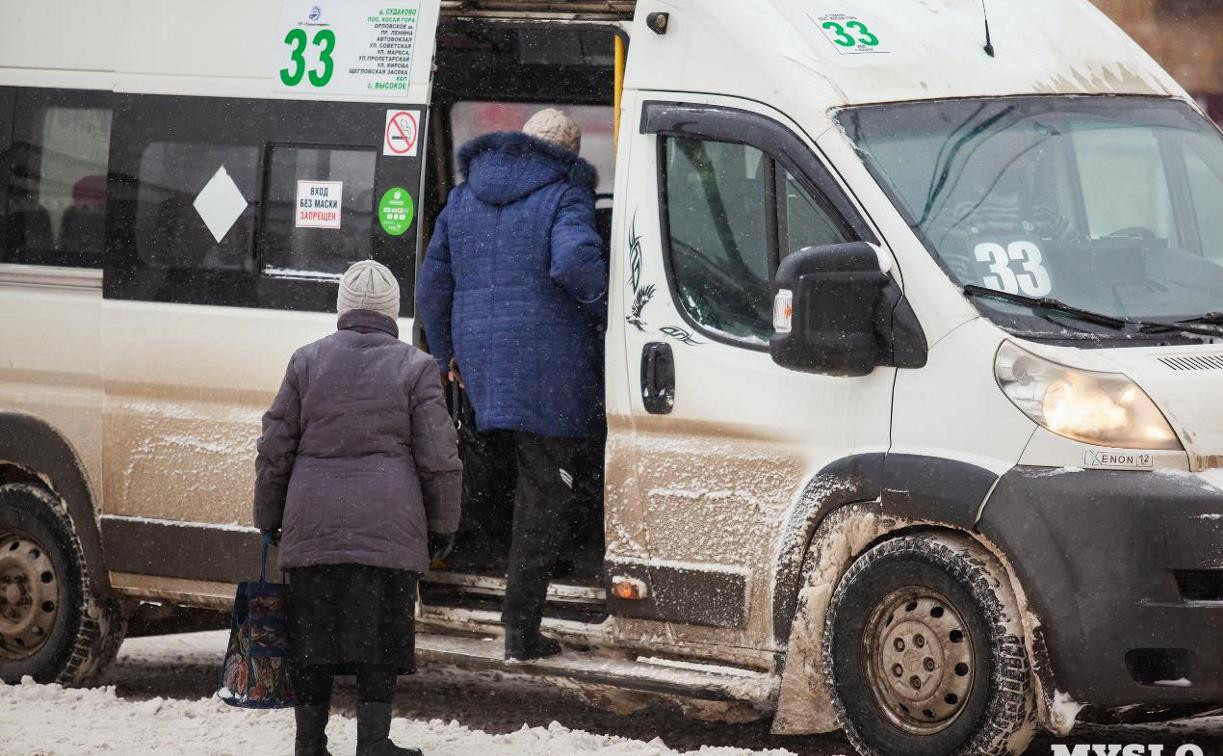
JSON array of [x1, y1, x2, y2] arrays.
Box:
[[378, 187, 415, 236]]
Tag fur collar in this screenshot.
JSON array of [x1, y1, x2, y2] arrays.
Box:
[[457, 131, 598, 191]]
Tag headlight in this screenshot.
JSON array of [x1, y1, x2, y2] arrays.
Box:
[[994, 342, 1182, 450]]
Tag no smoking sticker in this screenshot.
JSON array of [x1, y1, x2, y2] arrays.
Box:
[[384, 110, 420, 157]]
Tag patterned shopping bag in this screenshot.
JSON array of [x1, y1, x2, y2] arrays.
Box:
[[218, 535, 294, 708]]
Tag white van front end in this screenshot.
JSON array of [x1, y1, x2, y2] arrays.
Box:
[[975, 334, 1223, 717], [786, 1, 1223, 739], [618, 0, 1223, 746]]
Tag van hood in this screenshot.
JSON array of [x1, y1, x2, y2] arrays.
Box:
[[1098, 345, 1223, 471]]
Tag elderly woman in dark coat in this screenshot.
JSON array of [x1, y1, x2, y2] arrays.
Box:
[[255, 260, 462, 756]]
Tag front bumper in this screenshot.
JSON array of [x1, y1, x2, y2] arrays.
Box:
[[978, 466, 1223, 710]]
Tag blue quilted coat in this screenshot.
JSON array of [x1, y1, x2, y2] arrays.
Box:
[[417, 132, 607, 438]]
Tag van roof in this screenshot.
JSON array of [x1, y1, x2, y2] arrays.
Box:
[[0, 0, 1189, 114], [626, 0, 1189, 124]]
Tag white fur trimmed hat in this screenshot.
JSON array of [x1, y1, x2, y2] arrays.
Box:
[[522, 108, 582, 155], [337, 259, 400, 320]]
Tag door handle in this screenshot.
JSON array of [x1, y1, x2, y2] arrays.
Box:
[[641, 342, 675, 414]]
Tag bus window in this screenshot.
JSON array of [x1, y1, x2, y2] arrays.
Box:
[[3, 89, 111, 268], [135, 142, 260, 273], [449, 101, 615, 196], [106, 94, 415, 314], [261, 145, 378, 281]]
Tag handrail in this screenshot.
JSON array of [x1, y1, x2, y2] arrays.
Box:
[[614, 34, 626, 150]]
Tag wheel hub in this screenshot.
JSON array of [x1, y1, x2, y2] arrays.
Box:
[[864, 589, 975, 736], [0, 532, 58, 659], [882, 619, 948, 701]]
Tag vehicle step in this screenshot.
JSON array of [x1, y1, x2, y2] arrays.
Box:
[[423, 571, 606, 604], [415, 631, 776, 704]]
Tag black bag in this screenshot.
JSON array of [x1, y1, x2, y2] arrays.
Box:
[[448, 380, 517, 561]]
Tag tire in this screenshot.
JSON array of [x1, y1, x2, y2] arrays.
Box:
[[0, 484, 126, 685], [823, 534, 1035, 756]]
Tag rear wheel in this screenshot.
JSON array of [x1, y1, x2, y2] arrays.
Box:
[[823, 534, 1035, 756], [0, 484, 125, 685]]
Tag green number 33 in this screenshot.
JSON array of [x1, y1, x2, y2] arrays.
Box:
[[280, 28, 336, 87], [822, 20, 880, 48]]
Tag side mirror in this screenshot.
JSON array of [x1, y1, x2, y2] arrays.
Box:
[[770, 242, 924, 376]]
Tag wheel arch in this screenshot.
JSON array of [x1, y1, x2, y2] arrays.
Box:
[[0, 412, 110, 598], [772, 454, 994, 648], [769, 460, 1053, 736]]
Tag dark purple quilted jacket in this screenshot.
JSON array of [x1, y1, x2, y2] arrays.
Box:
[[254, 309, 462, 572]]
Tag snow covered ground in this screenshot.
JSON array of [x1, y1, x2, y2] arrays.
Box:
[[2, 631, 794, 756], [1, 678, 792, 756], [4, 629, 1221, 755]]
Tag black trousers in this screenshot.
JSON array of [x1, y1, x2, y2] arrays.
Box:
[[501, 431, 589, 629], [292, 663, 397, 705]]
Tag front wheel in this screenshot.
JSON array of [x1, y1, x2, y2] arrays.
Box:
[[823, 534, 1035, 756], [0, 484, 126, 685]]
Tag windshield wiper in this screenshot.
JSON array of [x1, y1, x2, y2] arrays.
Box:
[[1139, 313, 1223, 338], [962, 285, 1129, 329], [1175, 312, 1223, 327], [963, 286, 1223, 338]]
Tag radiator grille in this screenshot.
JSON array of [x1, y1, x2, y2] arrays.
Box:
[[1158, 354, 1223, 371], [1175, 570, 1223, 602]]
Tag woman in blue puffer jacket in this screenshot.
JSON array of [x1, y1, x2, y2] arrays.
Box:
[[417, 109, 606, 661]]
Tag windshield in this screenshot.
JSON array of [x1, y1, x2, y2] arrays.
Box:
[[839, 96, 1223, 336]]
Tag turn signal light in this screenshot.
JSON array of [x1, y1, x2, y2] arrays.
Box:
[[611, 576, 649, 601], [773, 289, 793, 333]]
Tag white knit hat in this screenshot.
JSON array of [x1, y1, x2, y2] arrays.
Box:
[[337, 259, 400, 320], [522, 108, 582, 155]]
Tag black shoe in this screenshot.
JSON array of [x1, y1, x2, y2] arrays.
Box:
[[504, 627, 563, 661], [294, 704, 332, 756], [356, 702, 422, 756]]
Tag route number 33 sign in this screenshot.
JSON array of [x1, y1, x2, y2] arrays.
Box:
[[814, 13, 891, 55], [277, 1, 422, 95]]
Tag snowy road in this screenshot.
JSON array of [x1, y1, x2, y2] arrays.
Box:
[[4, 631, 1221, 755]]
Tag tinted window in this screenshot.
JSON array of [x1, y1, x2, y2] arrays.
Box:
[[106, 94, 424, 313], [135, 142, 259, 272], [3, 91, 111, 267], [663, 137, 771, 344], [780, 169, 853, 257], [0, 88, 10, 254], [262, 145, 377, 280]]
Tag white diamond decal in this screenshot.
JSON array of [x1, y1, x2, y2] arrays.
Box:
[[192, 166, 248, 243]]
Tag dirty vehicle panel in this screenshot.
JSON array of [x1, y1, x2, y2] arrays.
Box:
[[0, 1, 1221, 754]]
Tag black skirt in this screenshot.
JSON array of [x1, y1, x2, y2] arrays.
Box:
[[286, 564, 418, 674]]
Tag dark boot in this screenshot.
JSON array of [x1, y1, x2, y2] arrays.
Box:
[[504, 626, 562, 662], [356, 702, 422, 756], [293, 704, 332, 756]]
